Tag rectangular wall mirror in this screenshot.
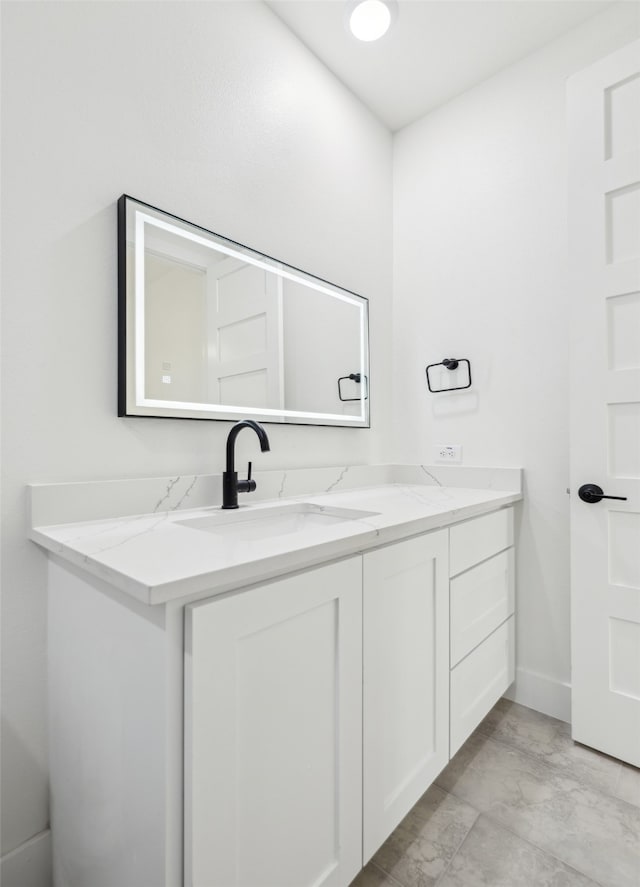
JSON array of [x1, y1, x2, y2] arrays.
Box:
[[118, 196, 370, 427]]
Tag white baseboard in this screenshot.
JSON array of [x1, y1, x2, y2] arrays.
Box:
[[504, 667, 571, 724], [0, 830, 51, 887]]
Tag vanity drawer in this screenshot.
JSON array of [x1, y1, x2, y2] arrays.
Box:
[[450, 548, 515, 667], [450, 616, 515, 757], [449, 507, 513, 577]]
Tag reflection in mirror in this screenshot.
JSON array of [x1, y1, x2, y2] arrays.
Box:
[[118, 196, 370, 427]]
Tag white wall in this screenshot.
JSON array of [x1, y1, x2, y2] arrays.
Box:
[[0, 0, 392, 874], [393, 2, 640, 721]]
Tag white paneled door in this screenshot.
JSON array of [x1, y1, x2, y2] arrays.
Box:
[[569, 40, 640, 766]]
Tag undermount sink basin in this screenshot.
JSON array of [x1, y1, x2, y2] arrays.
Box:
[[176, 503, 379, 542]]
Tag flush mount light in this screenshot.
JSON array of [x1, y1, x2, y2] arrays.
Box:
[[345, 0, 398, 42]]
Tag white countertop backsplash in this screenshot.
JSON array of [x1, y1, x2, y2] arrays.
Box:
[[28, 464, 522, 606]]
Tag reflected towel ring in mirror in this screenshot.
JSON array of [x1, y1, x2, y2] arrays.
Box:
[[425, 358, 472, 393], [338, 373, 369, 402]]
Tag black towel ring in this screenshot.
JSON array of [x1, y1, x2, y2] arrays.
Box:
[[338, 373, 369, 402], [425, 358, 472, 393]]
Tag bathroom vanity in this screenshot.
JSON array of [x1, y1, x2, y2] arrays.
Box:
[[30, 467, 520, 887]]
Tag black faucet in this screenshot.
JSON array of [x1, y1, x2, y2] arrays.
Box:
[[221, 420, 271, 509]]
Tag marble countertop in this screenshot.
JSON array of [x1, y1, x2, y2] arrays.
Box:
[[30, 483, 521, 605]]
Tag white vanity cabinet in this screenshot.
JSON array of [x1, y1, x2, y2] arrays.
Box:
[[362, 530, 449, 862], [41, 493, 518, 887], [184, 557, 363, 887]]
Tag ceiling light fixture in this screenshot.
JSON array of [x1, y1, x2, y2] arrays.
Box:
[[345, 0, 398, 42]]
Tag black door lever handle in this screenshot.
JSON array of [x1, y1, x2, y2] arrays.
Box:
[[578, 483, 628, 503]]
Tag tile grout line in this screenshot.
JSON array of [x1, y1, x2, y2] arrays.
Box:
[[431, 799, 482, 886], [368, 860, 406, 887], [478, 808, 608, 887], [434, 783, 608, 887], [471, 724, 640, 811], [370, 703, 636, 887], [369, 784, 482, 887]]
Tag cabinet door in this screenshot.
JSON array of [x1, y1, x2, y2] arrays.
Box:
[[363, 531, 449, 861], [185, 557, 362, 887]]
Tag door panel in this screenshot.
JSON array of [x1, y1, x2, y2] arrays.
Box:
[[569, 39, 640, 766]]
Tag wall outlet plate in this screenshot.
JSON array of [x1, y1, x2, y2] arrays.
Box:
[[433, 444, 462, 463]]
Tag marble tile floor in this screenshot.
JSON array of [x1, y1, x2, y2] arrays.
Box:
[[352, 699, 640, 887]]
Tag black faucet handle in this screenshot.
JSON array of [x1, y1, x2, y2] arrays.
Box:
[[239, 461, 256, 494]]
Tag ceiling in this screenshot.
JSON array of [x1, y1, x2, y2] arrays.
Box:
[[265, 0, 613, 130]]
